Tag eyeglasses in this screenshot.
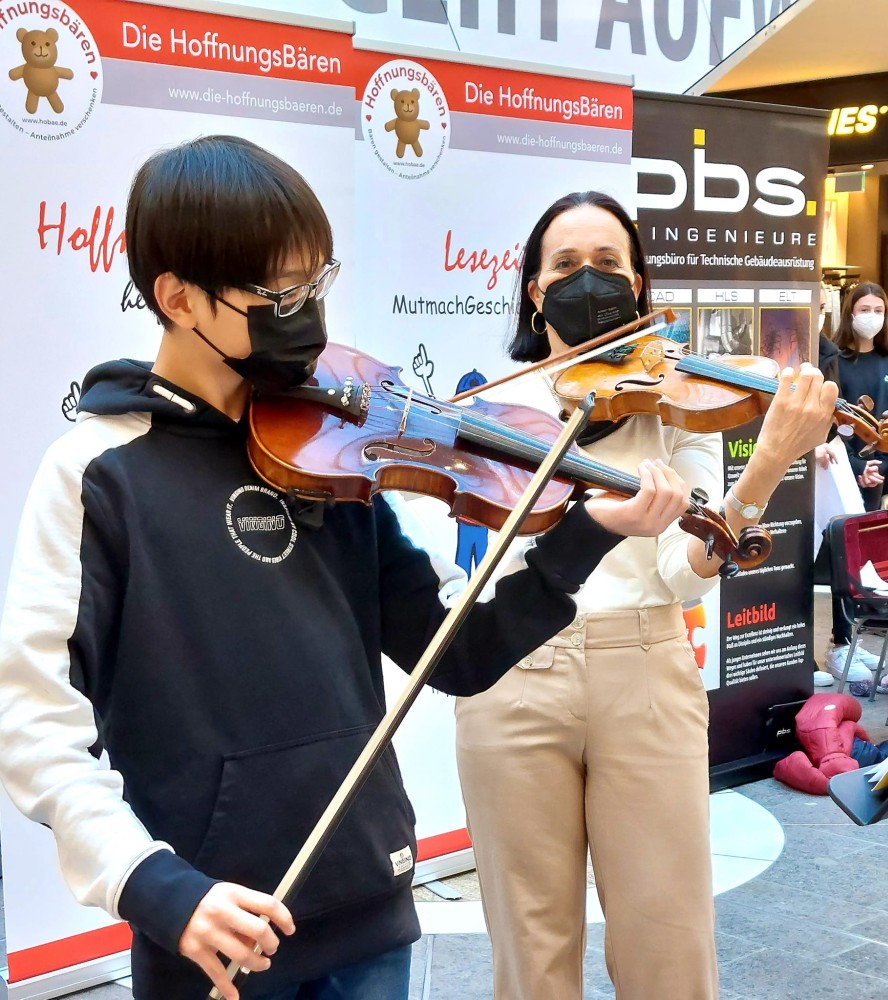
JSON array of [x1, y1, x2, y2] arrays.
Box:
[[241, 259, 340, 317]]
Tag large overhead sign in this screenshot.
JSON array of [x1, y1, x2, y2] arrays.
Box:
[[225, 0, 800, 94]]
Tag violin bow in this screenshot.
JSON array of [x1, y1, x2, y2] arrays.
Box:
[[449, 307, 677, 403], [207, 392, 599, 1000]]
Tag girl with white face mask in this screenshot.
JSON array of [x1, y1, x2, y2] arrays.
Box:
[[834, 282, 888, 509], [822, 282, 888, 684]]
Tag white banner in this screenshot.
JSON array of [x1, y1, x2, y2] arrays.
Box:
[[0, 0, 354, 992], [0, 2, 636, 994], [351, 39, 634, 870]]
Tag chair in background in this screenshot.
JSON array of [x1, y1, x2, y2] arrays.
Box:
[[828, 511, 888, 701]]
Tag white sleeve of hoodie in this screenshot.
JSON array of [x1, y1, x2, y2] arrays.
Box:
[[0, 419, 172, 918]]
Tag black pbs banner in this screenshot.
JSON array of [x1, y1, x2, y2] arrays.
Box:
[[633, 93, 830, 781]]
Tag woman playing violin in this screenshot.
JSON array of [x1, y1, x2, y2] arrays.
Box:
[[454, 190, 837, 1000]]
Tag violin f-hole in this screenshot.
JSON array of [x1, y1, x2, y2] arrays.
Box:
[[364, 438, 437, 462], [613, 373, 666, 391]]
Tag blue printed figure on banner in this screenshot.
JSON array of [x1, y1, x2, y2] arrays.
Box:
[[453, 369, 489, 577]]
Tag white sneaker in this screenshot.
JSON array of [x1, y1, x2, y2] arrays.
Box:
[[825, 644, 873, 683], [852, 645, 886, 670], [814, 670, 834, 687]]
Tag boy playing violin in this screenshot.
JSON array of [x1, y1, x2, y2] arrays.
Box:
[[0, 137, 708, 1000]]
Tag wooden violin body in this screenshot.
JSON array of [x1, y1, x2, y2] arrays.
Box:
[[553, 334, 888, 454], [553, 335, 780, 432], [247, 342, 771, 572], [249, 342, 577, 535]]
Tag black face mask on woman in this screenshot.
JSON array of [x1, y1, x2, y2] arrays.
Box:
[[193, 296, 328, 394], [541, 264, 638, 346]]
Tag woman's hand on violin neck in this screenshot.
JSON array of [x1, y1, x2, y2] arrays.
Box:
[[756, 363, 838, 468], [584, 459, 688, 538], [719, 363, 838, 549]]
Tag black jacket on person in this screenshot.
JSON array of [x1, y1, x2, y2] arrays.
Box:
[[837, 348, 888, 481], [0, 358, 621, 998], [817, 334, 840, 386]]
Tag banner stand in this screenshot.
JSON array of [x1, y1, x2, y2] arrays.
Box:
[[633, 92, 831, 790], [2, 954, 129, 1000]]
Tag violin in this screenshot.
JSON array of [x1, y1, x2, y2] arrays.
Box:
[[248, 342, 771, 574], [553, 333, 888, 452]]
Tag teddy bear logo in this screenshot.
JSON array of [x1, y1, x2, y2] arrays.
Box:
[[9, 27, 74, 115], [385, 88, 430, 159]]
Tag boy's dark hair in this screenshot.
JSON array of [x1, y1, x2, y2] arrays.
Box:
[[508, 190, 651, 363], [125, 135, 333, 327]]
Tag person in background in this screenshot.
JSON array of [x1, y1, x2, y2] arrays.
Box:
[[813, 282, 841, 688], [816, 282, 840, 387], [454, 190, 837, 1000], [824, 281, 888, 683], [834, 281, 888, 509]]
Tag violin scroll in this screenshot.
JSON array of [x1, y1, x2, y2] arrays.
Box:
[[678, 493, 773, 577]]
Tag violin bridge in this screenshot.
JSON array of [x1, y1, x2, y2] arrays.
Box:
[[639, 342, 665, 373], [399, 387, 414, 435]]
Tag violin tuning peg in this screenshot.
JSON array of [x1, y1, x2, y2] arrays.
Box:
[[704, 533, 715, 560], [690, 487, 709, 507], [859, 395, 875, 412], [718, 555, 740, 579]]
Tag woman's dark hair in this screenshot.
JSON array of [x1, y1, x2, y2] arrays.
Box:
[[508, 191, 651, 362], [126, 135, 333, 327], [834, 281, 888, 355]]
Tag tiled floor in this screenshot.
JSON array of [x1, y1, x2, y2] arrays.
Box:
[[3, 592, 888, 1000]]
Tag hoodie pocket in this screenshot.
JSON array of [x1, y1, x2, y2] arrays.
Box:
[[191, 725, 416, 920]]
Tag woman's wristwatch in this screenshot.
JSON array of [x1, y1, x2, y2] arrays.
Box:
[[725, 487, 767, 520]]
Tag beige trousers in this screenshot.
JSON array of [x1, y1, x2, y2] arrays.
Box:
[[455, 605, 718, 1000]]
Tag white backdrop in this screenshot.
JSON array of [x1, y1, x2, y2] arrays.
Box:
[[350, 37, 632, 877], [0, 1, 356, 993], [0, 1, 635, 995]]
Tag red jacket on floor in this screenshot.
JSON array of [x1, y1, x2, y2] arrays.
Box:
[[773, 693, 871, 795]]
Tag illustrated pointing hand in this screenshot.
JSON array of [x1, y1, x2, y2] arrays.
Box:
[[61, 381, 81, 422], [413, 343, 435, 396]]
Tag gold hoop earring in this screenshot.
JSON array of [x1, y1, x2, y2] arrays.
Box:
[[531, 311, 547, 335]]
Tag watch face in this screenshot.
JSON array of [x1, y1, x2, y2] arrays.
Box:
[[741, 503, 760, 518]]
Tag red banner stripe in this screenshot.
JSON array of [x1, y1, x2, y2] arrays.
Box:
[[7, 830, 472, 979], [71, 0, 353, 85], [416, 827, 472, 862], [7, 922, 132, 983]]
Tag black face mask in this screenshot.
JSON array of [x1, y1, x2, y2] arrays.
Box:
[[541, 265, 638, 347], [193, 296, 327, 394]]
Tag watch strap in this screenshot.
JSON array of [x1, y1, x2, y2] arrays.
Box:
[[726, 487, 767, 519]]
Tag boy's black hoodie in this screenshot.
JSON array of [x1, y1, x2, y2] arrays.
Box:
[[0, 359, 621, 998]]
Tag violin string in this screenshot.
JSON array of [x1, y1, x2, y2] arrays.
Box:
[[675, 355, 780, 394], [345, 386, 640, 495], [675, 356, 871, 425], [457, 407, 640, 496]]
